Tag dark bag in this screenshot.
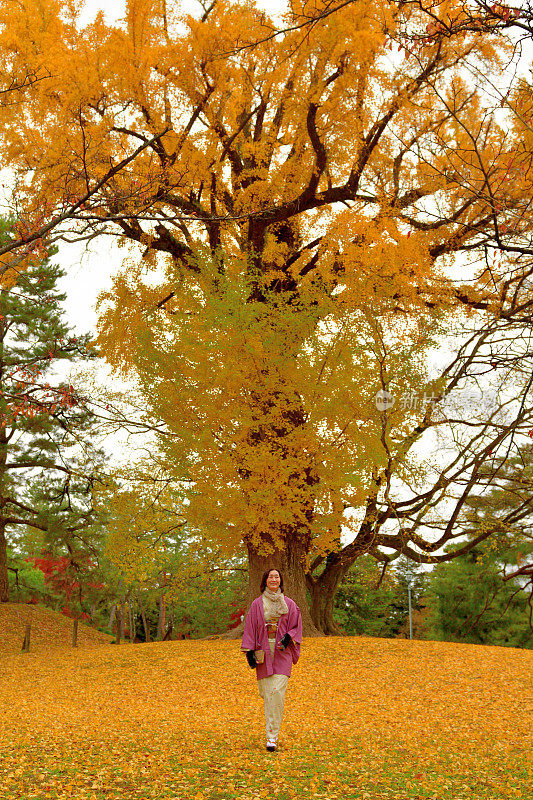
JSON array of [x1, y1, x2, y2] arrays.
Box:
[[245, 650, 257, 669]]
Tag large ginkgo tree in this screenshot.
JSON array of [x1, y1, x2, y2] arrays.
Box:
[[1, 0, 533, 632]]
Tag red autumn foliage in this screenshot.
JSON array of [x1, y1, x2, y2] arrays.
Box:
[[229, 603, 246, 628], [28, 552, 101, 619]]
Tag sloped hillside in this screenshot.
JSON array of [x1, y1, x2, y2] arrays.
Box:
[[0, 603, 113, 656]]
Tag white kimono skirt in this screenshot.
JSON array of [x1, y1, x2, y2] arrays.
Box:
[[257, 638, 289, 742]]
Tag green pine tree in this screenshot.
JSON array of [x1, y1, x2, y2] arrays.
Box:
[[332, 555, 429, 637], [425, 447, 533, 649], [425, 541, 533, 648], [0, 218, 103, 602]]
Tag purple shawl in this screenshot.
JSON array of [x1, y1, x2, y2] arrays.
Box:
[[241, 595, 303, 679]]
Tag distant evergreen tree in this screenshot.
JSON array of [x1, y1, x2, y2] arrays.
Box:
[[425, 540, 532, 648], [333, 555, 429, 637], [425, 447, 533, 649], [0, 218, 103, 601]]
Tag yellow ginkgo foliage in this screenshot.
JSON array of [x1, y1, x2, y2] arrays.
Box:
[[0, 0, 532, 633]]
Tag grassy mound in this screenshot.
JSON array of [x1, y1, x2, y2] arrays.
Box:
[[0, 602, 112, 657], [0, 636, 531, 799]]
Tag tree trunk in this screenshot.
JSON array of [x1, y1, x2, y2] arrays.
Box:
[[0, 520, 8, 602], [117, 601, 125, 644], [108, 604, 116, 633], [128, 593, 135, 642], [21, 623, 31, 652], [224, 535, 323, 638], [157, 590, 166, 641], [138, 591, 150, 642], [308, 555, 350, 636], [220, 368, 328, 637]]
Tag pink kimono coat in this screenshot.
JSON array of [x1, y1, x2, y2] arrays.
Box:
[[241, 595, 303, 680]]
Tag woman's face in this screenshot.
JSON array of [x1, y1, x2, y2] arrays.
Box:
[[266, 570, 281, 591]]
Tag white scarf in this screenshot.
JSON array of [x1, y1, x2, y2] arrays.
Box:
[[262, 587, 289, 616]]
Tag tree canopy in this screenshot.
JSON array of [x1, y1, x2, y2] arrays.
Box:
[[2, 0, 533, 631]]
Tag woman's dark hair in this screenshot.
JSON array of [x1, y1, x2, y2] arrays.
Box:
[[259, 568, 284, 593]]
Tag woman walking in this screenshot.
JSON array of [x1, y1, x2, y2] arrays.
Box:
[[241, 568, 303, 751]]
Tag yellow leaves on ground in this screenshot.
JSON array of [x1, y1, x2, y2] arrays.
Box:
[[0, 636, 531, 799], [0, 603, 112, 658]]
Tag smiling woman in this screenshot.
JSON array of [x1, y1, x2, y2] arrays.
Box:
[[241, 568, 303, 752]]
